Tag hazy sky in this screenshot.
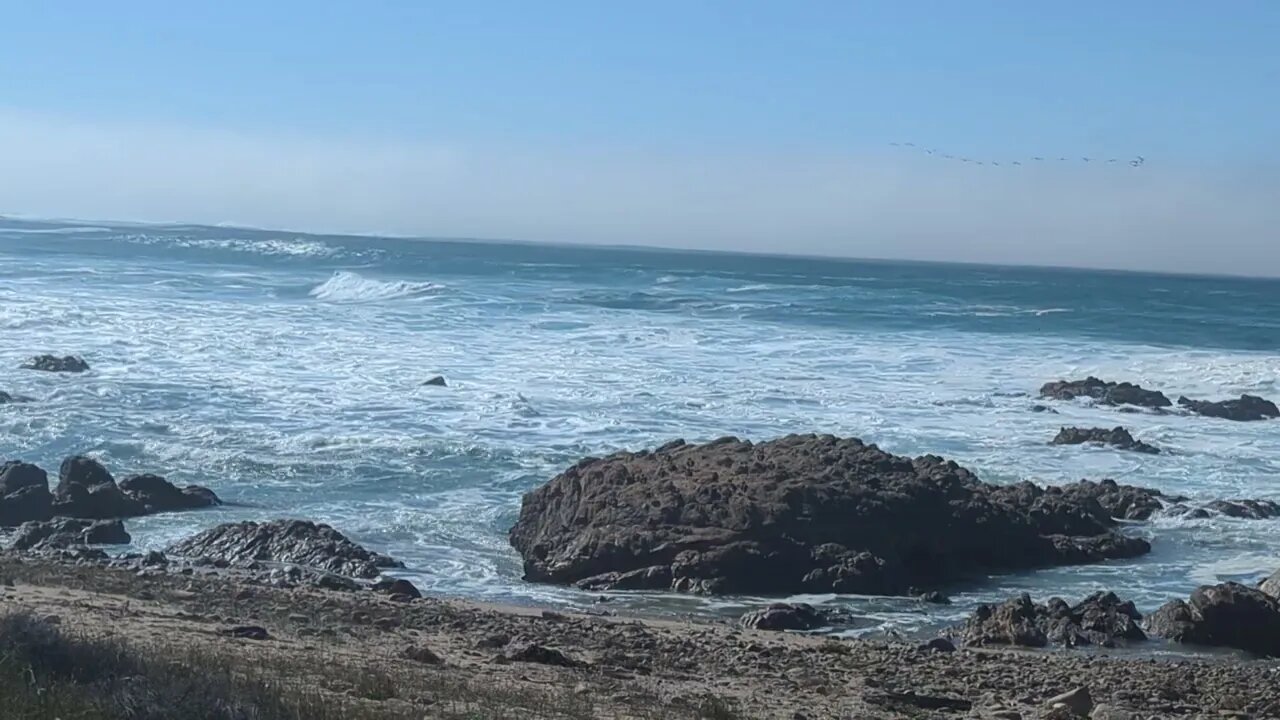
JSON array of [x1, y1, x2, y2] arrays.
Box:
[[1, 2, 1278, 275]]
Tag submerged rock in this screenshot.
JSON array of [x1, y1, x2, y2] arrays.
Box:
[[509, 434, 1149, 597], [166, 519, 404, 579], [9, 518, 131, 551], [21, 355, 90, 373], [961, 591, 1145, 648], [1146, 582, 1280, 656], [1050, 427, 1160, 455], [422, 375, 447, 387], [739, 602, 829, 631], [1039, 377, 1171, 409], [1177, 394, 1279, 422], [0, 391, 33, 404]]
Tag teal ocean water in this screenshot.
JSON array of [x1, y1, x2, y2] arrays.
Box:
[[3, 217, 1278, 635]]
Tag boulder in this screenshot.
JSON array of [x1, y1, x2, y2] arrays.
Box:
[[1039, 377, 1171, 409], [1145, 582, 1280, 656], [0, 461, 53, 526], [1177, 394, 1279, 422], [119, 473, 220, 513], [961, 591, 1145, 648], [9, 518, 131, 551], [165, 519, 404, 579], [1050, 427, 1160, 455], [1259, 569, 1280, 599], [21, 355, 90, 373], [1046, 479, 1175, 521], [739, 602, 829, 631], [509, 434, 1150, 596], [372, 577, 422, 599], [51, 456, 144, 519]]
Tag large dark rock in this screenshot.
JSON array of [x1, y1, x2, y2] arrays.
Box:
[[119, 473, 220, 513], [21, 355, 90, 373], [509, 434, 1150, 596], [165, 519, 404, 579], [0, 461, 54, 526], [9, 518, 131, 551], [961, 591, 1145, 648], [739, 602, 829, 631], [51, 456, 144, 519], [1039, 377, 1171, 408], [1146, 582, 1280, 656], [1048, 478, 1176, 521], [1177, 394, 1279, 422], [1050, 427, 1160, 455]]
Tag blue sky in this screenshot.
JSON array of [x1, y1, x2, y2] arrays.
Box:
[[1, 2, 1278, 273]]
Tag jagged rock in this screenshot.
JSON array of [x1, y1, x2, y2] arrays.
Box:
[[962, 591, 1145, 648], [1039, 377, 1171, 408], [1050, 427, 1160, 455], [9, 518, 130, 550], [510, 434, 1149, 597], [165, 519, 404, 579], [1260, 569, 1280, 599], [1146, 582, 1280, 656], [118, 473, 220, 513], [739, 603, 829, 631], [1177, 394, 1279, 422], [1047, 479, 1175, 521], [21, 355, 90, 373], [422, 375, 447, 387], [0, 461, 53, 526]]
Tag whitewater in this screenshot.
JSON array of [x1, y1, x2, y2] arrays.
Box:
[[3, 217, 1279, 636]]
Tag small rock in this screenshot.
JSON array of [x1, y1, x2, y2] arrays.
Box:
[[223, 625, 269, 640], [917, 637, 956, 653], [21, 354, 90, 373], [919, 590, 951, 604], [1047, 687, 1093, 716], [402, 645, 443, 665], [372, 577, 422, 598], [476, 633, 510, 650], [422, 375, 447, 387], [502, 642, 584, 668]]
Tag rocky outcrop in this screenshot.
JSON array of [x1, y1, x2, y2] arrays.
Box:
[[1260, 570, 1280, 599], [1146, 582, 1280, 656], [509, 434, 1150, 597], [961, 591, 1145, 648], [1046, 479, 1177, 521], [8, 518, 131, 551], [1050, 427, 1160, 455], [1039, 377, 1171, 409], [21, 354, 90, 373], [1177, 394, 1279, 422], [739, 603, 830, 631], [1, 456, 219, 526], [0, 461, 54, 525], [118, 473, 220, 513], [165, 519, 404, 579]]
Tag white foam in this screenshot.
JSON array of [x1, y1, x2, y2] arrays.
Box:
[[308, 271, 444, 303]]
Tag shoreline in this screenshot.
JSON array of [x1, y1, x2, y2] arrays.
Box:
[[3, 553, 1278, 719]]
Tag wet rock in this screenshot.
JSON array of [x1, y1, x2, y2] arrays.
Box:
[[1177, 394, 1279, 422], [8, 518, 131, 550], [1040, 377, 1171, 409], [1201, 499, 1280, 519], [0, 461, 53, 526], [1047, 687, 1093, 716], [51, 456, 144, 519], [1145, 582, 1280, 656], [1047, 479, 1174, 521], [1260, 569, 1280, 599], [739, 603, 828, 631], [510, 434, 1150, 597], [502, 642, 584, 668], [0, 391, 33, 404], [119, 473, 220, 513], [1030, 404, 1058, 414], [962, 591, 1144, 648], [1050, 427, 1160, 455], [422, 375, 447, 387], [372, 577, 422, 599], [165, 519, 404, 579], [918, 590, 951, 604], [21, 355, 90, 373]]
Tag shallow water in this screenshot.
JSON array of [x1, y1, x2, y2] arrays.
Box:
[[3, 217, 1279, 636]]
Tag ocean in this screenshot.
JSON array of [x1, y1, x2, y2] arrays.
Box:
[[3, 216, 1278, 637]]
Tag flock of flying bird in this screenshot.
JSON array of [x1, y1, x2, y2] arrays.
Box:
[[889, 142, 1146, 167]]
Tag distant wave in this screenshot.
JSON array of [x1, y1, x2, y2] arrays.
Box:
[[309, 271, 444, 303], [122, 233, 342, 259]]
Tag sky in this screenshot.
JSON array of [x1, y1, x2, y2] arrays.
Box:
[[1, 1, 1278, 275]]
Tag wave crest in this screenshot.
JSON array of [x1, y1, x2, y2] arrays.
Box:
[[309, 271, 444, 303]]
